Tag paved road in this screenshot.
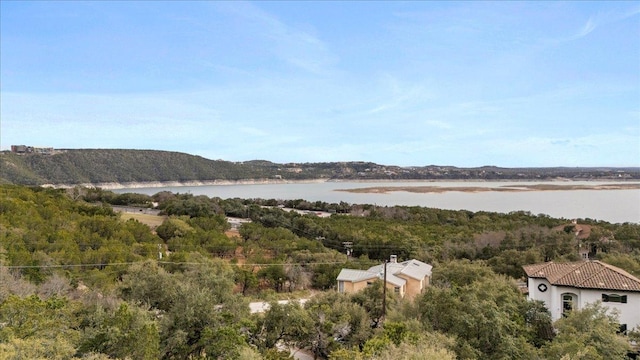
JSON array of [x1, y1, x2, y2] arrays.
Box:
[[289, 348, 314, 360], [249, 299, 309, 313]]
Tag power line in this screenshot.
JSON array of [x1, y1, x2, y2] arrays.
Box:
[[0, 262, 136, 269], [0, 260, 351, 270]]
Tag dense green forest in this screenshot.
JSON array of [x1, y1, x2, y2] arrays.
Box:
[[2, 149, 638, 185], [1, 184, 639, 359]]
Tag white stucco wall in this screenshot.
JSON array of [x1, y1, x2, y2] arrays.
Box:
[[594, 291, 640, 330], [527, 279, 640, 330], [528, 278, 552, 307]]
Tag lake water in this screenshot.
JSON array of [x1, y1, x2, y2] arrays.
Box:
[[113, 181, 640, 224]]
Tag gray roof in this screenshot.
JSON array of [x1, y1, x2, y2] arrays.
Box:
[[338, 258, 432, 287], [337, 269, 378, 282], [385, 273, 406, 287], [397, 259, 433, 280], [337, 268, 406, 287], [368, 259, 432, 281]]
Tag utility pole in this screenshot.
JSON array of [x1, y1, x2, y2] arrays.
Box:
[[342, 242, 353, 257], [381, 259, 387, 324]]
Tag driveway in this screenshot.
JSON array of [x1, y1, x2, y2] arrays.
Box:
[[249, 299, 309, 313]]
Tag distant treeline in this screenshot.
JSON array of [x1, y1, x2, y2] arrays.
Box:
[[1, 149, 638, 185]]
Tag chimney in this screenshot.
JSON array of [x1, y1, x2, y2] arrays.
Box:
[[390, 255, 397, 263]]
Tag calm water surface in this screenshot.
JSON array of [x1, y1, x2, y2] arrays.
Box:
[[114, 181, 640, 224]]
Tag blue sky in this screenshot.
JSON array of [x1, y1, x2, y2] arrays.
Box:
[[1, 1, 639, 167]]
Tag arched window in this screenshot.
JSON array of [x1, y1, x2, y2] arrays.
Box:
[[562, 293, 577, 317]]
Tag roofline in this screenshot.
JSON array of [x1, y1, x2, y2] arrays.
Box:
[[523, 260, 640, 282], [540, 283, 640, 293], [336, 274, 378, 282], [523, 260, 640, 292], [595, 260, 640, 284]]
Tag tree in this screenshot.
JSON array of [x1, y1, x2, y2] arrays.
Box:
[[302, 292, 373, 358], [0, 294, 82, 359], [329, 330, 457, 360], [0, 294, 79, 342], [258, 264, 287, 292], [155, 257, 250, 359], [119, 260, 179, 312], [235, 266, 259, 295], [522, 300, 555, 348], [414, 261, 540, 359], [311, 263, 343, 290], [542, 303, 631, 360], [0, 335, 77, 360], [253, 301, 313, 351], [78, 302, 160, 360], [350, 279, 396, 328], [155, 217, 193, 242], [366, 335, 456, 360], [430, 259, 494, 287]]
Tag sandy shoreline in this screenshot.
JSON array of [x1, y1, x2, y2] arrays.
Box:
[[336, 183, 640, 194], [42, 178, 329, 190], [41, 178, 640, 193]]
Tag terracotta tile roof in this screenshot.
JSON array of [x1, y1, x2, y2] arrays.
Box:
[[552, 223, 592, 240], [523, 261, 640, 292]]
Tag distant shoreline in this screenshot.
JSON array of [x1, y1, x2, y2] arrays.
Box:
[[41, 178, 640, 191], [335, 183, 640, 194], [42, 178, 329, 190]]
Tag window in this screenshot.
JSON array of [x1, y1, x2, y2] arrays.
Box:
[[618, 324, 628, 334], [602, 294, 627, 303], [394, 286, 400, 294], [562, 293, 577, 317]]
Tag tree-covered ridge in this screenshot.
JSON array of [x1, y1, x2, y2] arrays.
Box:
[[1, 184, 640, 359], [2, 148, 639, 185], [0, 149, 282, 185]]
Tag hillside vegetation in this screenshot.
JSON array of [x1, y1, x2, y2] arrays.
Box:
[[2, 185, 640, 359], [2, 149, 638, 186], [0, 150, 284, 185]]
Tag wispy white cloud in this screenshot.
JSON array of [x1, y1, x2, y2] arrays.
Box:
[[555, 5, 640, 43], [363, 75, 434, 115], [571, 17, 597, 40], [216, 2, 337, 74]]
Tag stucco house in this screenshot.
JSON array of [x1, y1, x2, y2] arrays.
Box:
[[336, 256, 432, 299], [523, 260, 640, 332]]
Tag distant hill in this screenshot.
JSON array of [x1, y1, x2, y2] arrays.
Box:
[[1, 149, 638, 186]]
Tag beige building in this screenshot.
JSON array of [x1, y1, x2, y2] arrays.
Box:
[[336, 256, 432, 299]]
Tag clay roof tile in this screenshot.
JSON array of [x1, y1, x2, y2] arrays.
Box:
[[523, 260, 640, 292]]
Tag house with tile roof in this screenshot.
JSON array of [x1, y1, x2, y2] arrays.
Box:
[[552, 221, 614, 260], [523, 260, 640, 331], [336, 255, 432, 299]]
